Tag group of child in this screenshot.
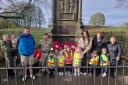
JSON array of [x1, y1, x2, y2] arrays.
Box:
[[89, 48, 110, 77], [34, 42, 110, 78], [47, 45, 82, 78]]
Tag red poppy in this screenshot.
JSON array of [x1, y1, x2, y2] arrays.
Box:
[[69, 42, 77, 51], [61, 42, 70, 49], [52, 41, 61, 50]]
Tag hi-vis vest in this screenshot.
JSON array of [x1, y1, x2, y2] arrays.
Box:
[[73, 53, 81, 65], [64, 51, 73, 64], [100, 54, 109, 66], [58, 56, 64, 66], [48, 56, 55, 66], [89, 56, 99, 65]]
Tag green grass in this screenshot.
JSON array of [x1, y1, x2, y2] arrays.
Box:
[[86, 26, 128, 32], [0, 27, 127, 42], [0, 28, 50, 46]]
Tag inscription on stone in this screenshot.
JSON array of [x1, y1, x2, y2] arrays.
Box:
[[59, 0, 77, 13]]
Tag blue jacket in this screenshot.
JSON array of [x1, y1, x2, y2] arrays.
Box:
[[16, 33, 35, 56]]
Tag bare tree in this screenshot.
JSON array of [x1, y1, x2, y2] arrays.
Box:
[[116, 0, 128, 8], [0, 0, 51, 28]]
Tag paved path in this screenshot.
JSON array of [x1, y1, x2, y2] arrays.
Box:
[[0, 71, 123, 85]]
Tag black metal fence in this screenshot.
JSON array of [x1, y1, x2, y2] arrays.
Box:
[[0, 59, 128, 85]]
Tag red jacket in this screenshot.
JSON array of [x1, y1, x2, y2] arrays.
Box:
[[33, 48, 42, 60]]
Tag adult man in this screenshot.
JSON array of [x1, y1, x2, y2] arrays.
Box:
[[17, 26, 35, 81]]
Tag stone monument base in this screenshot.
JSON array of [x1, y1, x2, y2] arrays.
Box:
[[51, 22, 82, 43]]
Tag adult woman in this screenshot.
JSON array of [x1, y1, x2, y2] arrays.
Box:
[[107, 36, 121, 77], [79, 30, 92, 75], [92, 32, 106, 54], [39, 33, 52, 66], [39, 33, 52, 75]]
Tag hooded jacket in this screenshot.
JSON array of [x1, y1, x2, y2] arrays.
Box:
[[17, 34, 35, 56]]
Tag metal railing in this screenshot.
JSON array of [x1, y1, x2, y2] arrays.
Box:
[[0, 59, 128, 85]]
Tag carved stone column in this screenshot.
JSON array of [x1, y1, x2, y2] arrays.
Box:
[[50, 0, 82, 43]]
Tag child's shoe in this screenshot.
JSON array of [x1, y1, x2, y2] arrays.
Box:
[[61, 72, 64, 76], [58, 72, 61, 76], [102, 73, 107, 77], [80, 72, 83, 75], [83, 72, 87, 75], [22, 75, 27, 82], [30, 75, 35, 80], [60, 72, 63, 76]]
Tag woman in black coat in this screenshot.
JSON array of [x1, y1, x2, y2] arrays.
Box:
[[107, 36, 122, 77], [92, 32, 107, 54]]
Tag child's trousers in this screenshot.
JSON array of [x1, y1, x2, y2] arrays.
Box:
[[49, 68, 55, 78], [65, 64, 72, 73], [101, 67, 108, 73]]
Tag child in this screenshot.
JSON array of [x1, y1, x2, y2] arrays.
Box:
[[73, 47, 83, 76], [33, 48, 42, 74], [88, 50, 99, 76], [64, 46, 73, 76], [100, 48, 110, 77], [33, 48, 42, 62], [47, 48, 55, 78], [58, 50, 65, 76]]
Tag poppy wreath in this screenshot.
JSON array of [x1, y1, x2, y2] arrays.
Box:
[[52, 41, 61, 50]]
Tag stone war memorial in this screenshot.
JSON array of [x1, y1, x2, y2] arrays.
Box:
[[50, 0, 83, 43]]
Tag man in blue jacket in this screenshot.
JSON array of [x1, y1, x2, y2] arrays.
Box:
[[17, 26, 35, 81]]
